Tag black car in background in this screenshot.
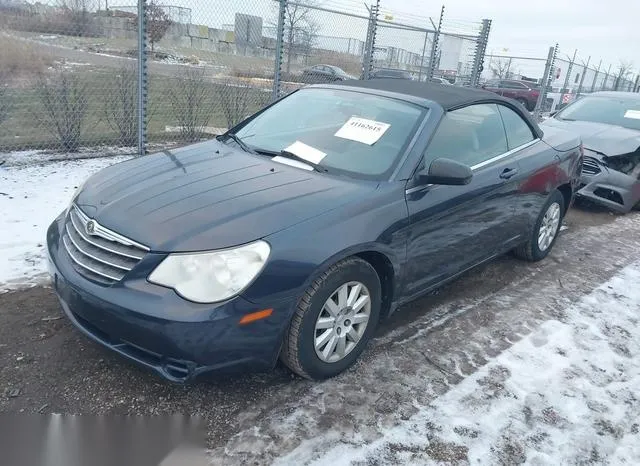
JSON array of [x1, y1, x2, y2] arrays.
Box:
[[370, 68, 413, 80], [301, 64, 356, 83]]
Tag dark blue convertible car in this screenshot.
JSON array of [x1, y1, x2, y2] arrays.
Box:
[[47, 80, 582, 381]]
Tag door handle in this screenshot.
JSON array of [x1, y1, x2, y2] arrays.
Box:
[[499, 167, 519, 179]]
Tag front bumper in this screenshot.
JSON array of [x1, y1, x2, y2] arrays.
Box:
[[576, 159, 640, 213], [47, 214, 294, 382]]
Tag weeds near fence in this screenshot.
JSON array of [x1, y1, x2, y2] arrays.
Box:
[[0, 73, 11, 127], [167, 67, 213, 143], [104, 64, 138, 147], [0, 36, 51, 79], [217, 78, 260, 129], [36, 71, 89, 152]]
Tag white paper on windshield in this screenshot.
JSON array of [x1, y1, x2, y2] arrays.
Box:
[[334, 117, 390, 145], [623, 110, 640, 120], [272, 156, 314, 171], [284, 140, 327, 164]]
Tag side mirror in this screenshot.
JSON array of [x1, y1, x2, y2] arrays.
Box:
[[418, 158, 473, 186]]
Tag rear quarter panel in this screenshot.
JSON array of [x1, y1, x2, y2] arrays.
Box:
[[541, 124, 583, 197]]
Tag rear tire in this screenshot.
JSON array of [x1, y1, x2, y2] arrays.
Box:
[[280, 257, 381, 380], [513, 190, 565, 262]]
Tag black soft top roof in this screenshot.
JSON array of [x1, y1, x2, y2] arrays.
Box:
[[335, 78, 512, 109], [331, 78, 543, 137]]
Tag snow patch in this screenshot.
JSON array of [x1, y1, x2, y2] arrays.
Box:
[[0, 156, 131, 291], [1, 147, 137, 167], [279, 261, 640, 465]]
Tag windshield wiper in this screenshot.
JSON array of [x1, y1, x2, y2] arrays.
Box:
[[254, 148, 327, 173], [217, 132, 254, 154]]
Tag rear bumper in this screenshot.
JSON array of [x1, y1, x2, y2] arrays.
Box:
[[47, 214, 295, 382]]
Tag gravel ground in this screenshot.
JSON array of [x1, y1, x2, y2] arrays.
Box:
[[1, 204, 638, 464]]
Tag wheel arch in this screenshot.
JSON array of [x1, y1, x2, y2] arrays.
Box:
[[296, 244, 400, 322], [557, 182, 573, 214], [355, 251, 396, 321]]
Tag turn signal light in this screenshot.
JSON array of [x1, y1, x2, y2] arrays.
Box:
[[239, 309, 273, 325]]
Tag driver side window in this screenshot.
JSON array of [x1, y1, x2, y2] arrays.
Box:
[[425, 104, 508, 169]]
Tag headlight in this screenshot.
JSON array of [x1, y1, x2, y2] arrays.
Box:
[[148, 240, 271, 304]]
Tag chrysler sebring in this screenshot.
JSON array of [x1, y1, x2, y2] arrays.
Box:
[[47, 80, 582, 381]]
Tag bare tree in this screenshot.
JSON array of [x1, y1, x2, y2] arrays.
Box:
[[273, 1, 319, 74], [57, 0, 98, 36], [217, 79, 252, 129], [489, 58, 514, 79], [104, 64, 137, 147], [168, 67, 213, 143], [146, 1, 172, 54], [36, 71, 89, 152], [614, 61, 634, 91]]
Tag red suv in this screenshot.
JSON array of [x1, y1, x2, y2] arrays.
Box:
[[481, 79, 540, 111]]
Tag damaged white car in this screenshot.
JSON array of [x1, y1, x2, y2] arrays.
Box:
[[542, 91, 640, 213]]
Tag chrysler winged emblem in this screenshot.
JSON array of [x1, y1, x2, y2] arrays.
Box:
[[86, 220, 96, 235]]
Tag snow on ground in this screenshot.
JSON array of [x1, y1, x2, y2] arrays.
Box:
[[1, 148, 135, 167], [278, 261, 640, 465], [0, 156, 130, 291]]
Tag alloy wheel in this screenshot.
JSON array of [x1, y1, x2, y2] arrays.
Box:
[[314, 281, 371, 363], [538, 202, 561, 251]]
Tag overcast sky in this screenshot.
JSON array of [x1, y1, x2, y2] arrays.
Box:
[[387, 0, 638, 70]]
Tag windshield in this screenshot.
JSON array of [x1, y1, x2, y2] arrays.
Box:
[[234, 88, 426, 179], [555, 95, 640, 131]]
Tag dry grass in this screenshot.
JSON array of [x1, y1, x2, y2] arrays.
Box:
[[0, 36, 53, 83]]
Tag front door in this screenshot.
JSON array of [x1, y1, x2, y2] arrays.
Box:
[[403, 103, 523, 298]]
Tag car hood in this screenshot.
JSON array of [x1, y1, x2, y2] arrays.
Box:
[[542, 118, 640, 156], [75, 141, 375, 252]]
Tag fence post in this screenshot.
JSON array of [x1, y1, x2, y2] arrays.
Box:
[[576, 56, 590, 97], [602, 64, 611, 90], [137, 0, 148, 156], [561, 49, 577, 95], [470, 19, 491, 87], [417, 32, 429, 82], [426, 5, 444, 80], [272, 0, 286, 100], [362, 0, 380, 80], [590, 59, 601, 93], [533, 44, 557, 121]]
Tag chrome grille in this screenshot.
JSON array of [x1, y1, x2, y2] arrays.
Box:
[[582, 156, 601, 176], [62, 205, 149, 284]]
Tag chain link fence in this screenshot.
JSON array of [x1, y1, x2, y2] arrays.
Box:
[[0, 1, 490, 157], [2, 1, 638, 158], [0, 1, 143, 155]]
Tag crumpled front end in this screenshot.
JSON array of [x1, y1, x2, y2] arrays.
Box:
[[576, 149, 640, 213]]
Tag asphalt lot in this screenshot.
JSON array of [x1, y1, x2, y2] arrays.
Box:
[[1, 201, 639, 463]]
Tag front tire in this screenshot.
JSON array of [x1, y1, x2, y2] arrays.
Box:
[[513, 190, 565, 262], [281, 257, 381, 380]]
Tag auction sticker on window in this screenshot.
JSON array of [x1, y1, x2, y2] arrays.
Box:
[[334, 117, 390, 145], [624, 110, 640, 120]]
